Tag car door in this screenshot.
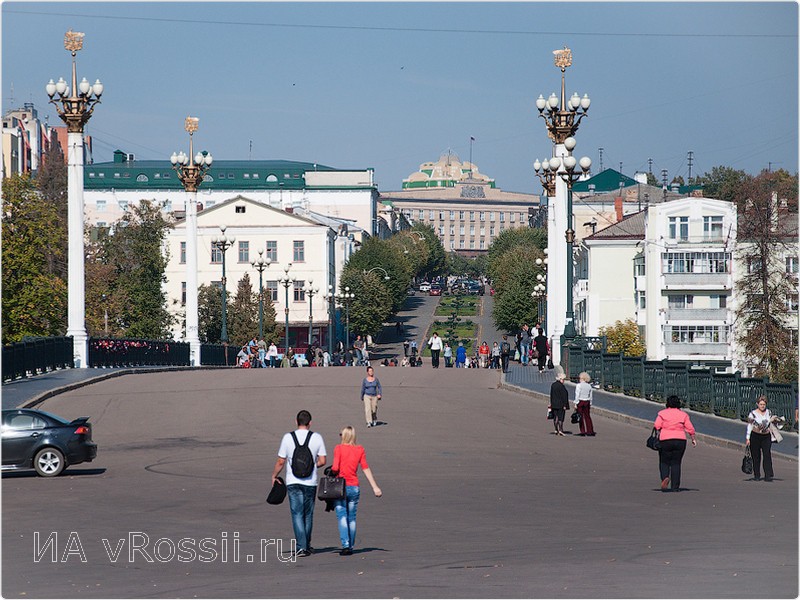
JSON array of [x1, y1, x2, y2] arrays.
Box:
[[2, 412, 48, 467]]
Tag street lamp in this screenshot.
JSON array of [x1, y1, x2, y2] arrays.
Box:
[[304, 278, 320, 346], [101, 293, 108, 336], [335, 286, 355, 358], [550, 146, 591, 340], [171, 116, 213, 365], [211, 226, 235, 344], [533, 249, 548, 332], [321, 284, 335, 356], [532, 158, 557, 197], [46, 30, 103, 368], [250, 249, 271, 340], [278, 264, 295, 355], [363, 267, 391, 281], [534, 47, 590, 145]]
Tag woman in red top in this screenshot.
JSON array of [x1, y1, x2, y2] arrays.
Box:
[[654, 395, 697, 492], [479, 341, 490, 368], [332, 426, 382, 555]]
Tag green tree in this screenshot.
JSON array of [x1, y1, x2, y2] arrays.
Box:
[[1, 174, 67, 342], [486, 227, 546, 283], [695, 166, 750, 203], [339, 270, 392, 338], [35, 137, 68, 281], [734, 169, 798, 382], [198, 283, 226, 343], [492, 274, 538, 333], [388, 231, 430, 278], [228, 273, 258, 347], [598, 319, 646, 357], [257, 287, 283, 345], [411, 223, 446, 280], [343, 236, 412, 312]]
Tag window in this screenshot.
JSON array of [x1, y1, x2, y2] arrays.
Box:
[[667, 325, 728, 344], [470, 211, 475, 222], [439, 226, 444, 236], [163, 200, 172, 212], [459, 211, 465, 220], [429, 210, 435, 220], [662, 252, 730, 274], [470, 240, 475, 249], [136, 174, 148, 182], [480, 212, 485, 222], [114, 172, 120, 178], [418, 209, 424, 221], [668, 294, 694, 309], [243, 173, 250, 179], [748, 257, 763, 274], [510, 212, 516, 222], [786, 256, 798, 274], [119, 201, 128, 211], [180, 242, 186, 264], [97, 200, 107, 212], [788, 293, 799, 312], [479, 239, 485, 250], [294, 280, 306, 302], [637, 291, 646, 309], [266, 241, 278, 262], [439, 211, 444, 221], [470, 224, 475, 236], [238, 241, 249, 263], [480, 226, 485, 236], [634, 255, 645, 276], [490, 212, 495, 221], [6, 413, 46, 430], [703, 216, 723, 239], [459, 239, 465, 249], [266, 281, 279, 302], [710, 295, 727, 309], [499, 212, 505, 223], [490, 226, 495, 237], [293, 240, 305, 262], [449, 211, 455, 220], [235, 205, 246, 214], [449, 225, 455, 236], [668, 216, 689, 241], [211, 243, 222, 264], [181, 282, 186, 306], [459, 225, 465, 235]]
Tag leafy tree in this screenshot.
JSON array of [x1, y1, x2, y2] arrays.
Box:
[[646, 172, 659, 187], [85, 236, 127, 337], [35, 137, 68, 281], [228, 273, 258, 347], [198, 283, 226, 343], [343, 236, 411, 312], [1, 174, 67, 342], [492, 273, 538, 333], [598, 319, 646, 357], [486, 227, 546, 283], [446, 252, 487, 278], [695, 166, 750, 203], [411, 223, 446, 280], [388, 231, 430, 278], [733, 169, 798, 382], [339, 270, 392, 338]]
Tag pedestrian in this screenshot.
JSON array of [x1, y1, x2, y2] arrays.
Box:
[[479, 341, 490, 368], [443, 342, 453, 368], [491, 342, 501, 370], [533, 328, 549, 372], [519, 324, 531, 365], [396, 321, 403, 336], [549, 367, 569, 436], [428, 332, 443, 368], [455, 341, 467, 368], [268, 341, 279, 368], [403, 340, 410, 357], [573, 371, 596, 436], [353, 336, 364, 366], [360, 366, 382, 428], [236, 345, 250, 368], [654, 395, 697, 492], [410, 339, 418, 359], [331, 425, 383, 555], [271, 410, 327, 557], [746, 395, 781, 482], [322, 350, 330, 367], [257, 338, 267, 368], [500, 335, 511, 373]]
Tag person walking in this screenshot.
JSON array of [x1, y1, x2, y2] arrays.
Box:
[[428, 332, 443, 368], [353, 336, 364, 366], [331, 426, 382, 555], [271, 410, 327, 557], [455, 342, 467, 368], [267, 341, 279, 368], [549, 367, 570, 436], [574, 371, 596, 436], [257, 338, 267, 368], [519, 324, 531, 366], [360, 366, 382, 428], [533, 328, 549, 372], [500, 335, 511, 373], [490, 342, 501, 369], [654, 395, 697, 492], [746, 395, 780, 482], [478, 341, 490, 369], [443, 342, 453, 368]]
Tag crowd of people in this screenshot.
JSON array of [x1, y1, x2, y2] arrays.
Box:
[[234, 335, 377, 369]]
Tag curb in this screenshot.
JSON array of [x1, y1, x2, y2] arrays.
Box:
[[499, 379, 798, 463]]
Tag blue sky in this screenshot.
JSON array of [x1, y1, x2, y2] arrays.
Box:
[[2, 2, 797, 193]]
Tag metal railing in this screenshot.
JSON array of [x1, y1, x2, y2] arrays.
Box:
[[200, 343, 239, 366], [88, 338, 189, 368], [2, 337, 74, 382], [561, 338, 798, 427]]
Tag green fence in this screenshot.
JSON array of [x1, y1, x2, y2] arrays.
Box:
[[2, 337, 74, 382], [561, 338, 798, 427]]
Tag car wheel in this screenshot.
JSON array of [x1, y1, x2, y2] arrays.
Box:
[[34, 448, 65, 477]]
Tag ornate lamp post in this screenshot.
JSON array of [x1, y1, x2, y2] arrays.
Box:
[[534, 46, 590, 362], [171, 117, 213, 365], [532, 159, 557, 197], [278, 264, 295, 354], [321, 285, 335, 356], [304, 279, 320, 346], [211, 226, 235, 344], [46, 30, 103, 368], [335, 287, 355, 355], [250, 249, 271, 340], [363, 266, 391, 281], [533, 249, 548, 332]]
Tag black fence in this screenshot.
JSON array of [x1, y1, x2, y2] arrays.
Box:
[[2, 337, 74, 382], [200, 343, 239, 366], [561, 338, 798, 427], [88, 338, 190, 368]]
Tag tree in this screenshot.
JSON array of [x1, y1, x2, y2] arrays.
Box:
[[492, 274, 538, 333], [1, 174, 67, 342], [339, 270, 392, 338], [695, 166, 750, 203], [228, 273, 258, 347], [486, 227, 546, 283], [198, 283, 226, 343], [35, 137, 68, 281], [388, 231, 430, 279], [733, 169, 798, 382], [343, 236, 412, 312], [598, 319, 646, 357], [411, 223, 446, 280]]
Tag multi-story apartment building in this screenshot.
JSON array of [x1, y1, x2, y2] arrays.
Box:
[[2, 103, 56, 176]]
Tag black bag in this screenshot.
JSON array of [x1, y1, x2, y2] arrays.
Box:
[[646, 427, 661, 451], [570, 410, 582, 424], [501, 341, 511, 355], [741, 446, 753, 475], [317, 467, 345, 500], [290, 431, 315, 478], [266, 477, 287, 505], [546, 407, 554, 420], [547, 357, 554, 369]]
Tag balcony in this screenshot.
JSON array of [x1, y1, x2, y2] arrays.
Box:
[[665, 308, 728, 321], [663, 273, 730, 289], [664, 342, 730, 357], [665, 235, 727, 247], [576, 279, 589, 299]]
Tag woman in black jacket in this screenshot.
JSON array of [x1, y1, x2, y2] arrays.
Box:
[[549, 367, 570, 436]]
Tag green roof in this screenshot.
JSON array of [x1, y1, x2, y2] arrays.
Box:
[[84, 158, 346, 190], [572, 168, 637, 193]]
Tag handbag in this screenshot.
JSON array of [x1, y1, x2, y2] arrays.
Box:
[[317, 468, 346, 501], [266, 476, 287, 505], [570, 410, 582, 424], [514, 350, 520, 361], [547, 357, 554, 370], [546, 407, 554, 420], [741, 446, 753, 474], [646, 427, 661, 451]]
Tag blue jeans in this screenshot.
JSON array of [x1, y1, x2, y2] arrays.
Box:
[[334, 486, 360, 549], [287, 484, 317, 551], [520, 343, 529, 364]]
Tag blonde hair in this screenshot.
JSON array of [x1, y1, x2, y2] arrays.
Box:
[[340, 426, 357, 445], [579, 372, 591, 383]]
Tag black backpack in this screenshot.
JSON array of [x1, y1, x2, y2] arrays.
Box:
[[290, 431, 315, 478], [501, 341, 511, 355]]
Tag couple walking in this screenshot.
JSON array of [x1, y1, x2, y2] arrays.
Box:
[[271, 410, 382, 557]]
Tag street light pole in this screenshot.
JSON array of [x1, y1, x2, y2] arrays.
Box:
[[279, 264, 294, 355], [336, 287, 355, 359], [46, 30, 104, 368], [322, 285, 334, 356], [171, 116, 213, 365], [250, 249, 271, 340], [533, 249, 548, 332], [211, 226, 235, 344], [304, 279, 319, 346]]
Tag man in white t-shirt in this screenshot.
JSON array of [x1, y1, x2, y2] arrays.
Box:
[[271, 410, 327, 557]]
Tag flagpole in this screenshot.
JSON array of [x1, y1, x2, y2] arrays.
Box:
[[469, 136, 474, 179]]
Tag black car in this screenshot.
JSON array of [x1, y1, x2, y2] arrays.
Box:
[[2, 409, 97, 477]]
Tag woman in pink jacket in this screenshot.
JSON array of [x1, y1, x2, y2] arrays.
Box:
[[654, 395, 697, 492]]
